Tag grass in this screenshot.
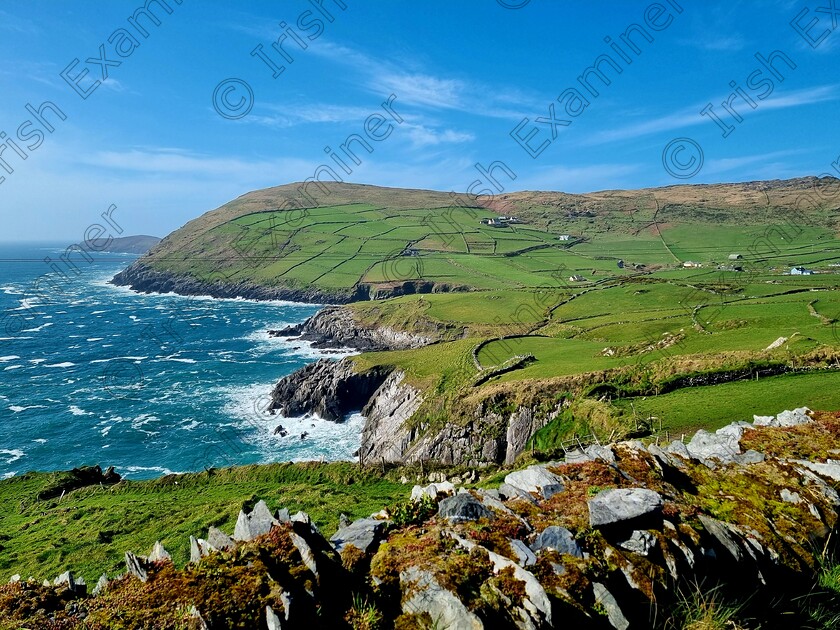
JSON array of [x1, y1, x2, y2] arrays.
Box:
[[0, 462, 406, 584], [612, 371, 840, 435]]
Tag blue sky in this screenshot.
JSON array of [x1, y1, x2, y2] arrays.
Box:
[[0, 0, 837, 241]]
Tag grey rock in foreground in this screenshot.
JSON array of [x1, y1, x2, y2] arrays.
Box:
[[330, 517, 387, 554], [438, 493, 494, 523], [400, 566, 484, 630], [589, 488, 663, 527], [504, 465, 564, 496], [530, 526, 583, 558]]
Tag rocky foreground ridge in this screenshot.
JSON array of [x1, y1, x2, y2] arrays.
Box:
[[4, 409, 840, 628]]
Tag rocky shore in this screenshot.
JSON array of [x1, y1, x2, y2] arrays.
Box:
[[7, 409, 840, 629], [110, 262, 366, 303], [269, 305, 433, 352]]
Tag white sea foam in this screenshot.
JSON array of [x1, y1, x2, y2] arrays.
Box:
[[21, 322, 53, 333], [2, 472, 15, 479], [33, 438, 47, 444], [9, 405, 47, 412], [3, 365, 23, 371], [120, 465, 183, 478], [89, 356, 147, 364], [0, 449, 25, 464], [44, 362, 75, 368], [86, 337, 104, 342], [69, 405, 93, 416]]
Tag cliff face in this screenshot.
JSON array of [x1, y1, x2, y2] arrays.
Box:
[[360, 396, 554, 466], [271, 305, 433, 352], [267, 353, 556, 465], [268, 357, 392, 422]]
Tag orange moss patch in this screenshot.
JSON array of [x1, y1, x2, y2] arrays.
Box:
[[741, 411, 840, 462]]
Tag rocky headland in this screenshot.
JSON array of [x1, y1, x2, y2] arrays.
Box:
[[269, 305, 434, 352]]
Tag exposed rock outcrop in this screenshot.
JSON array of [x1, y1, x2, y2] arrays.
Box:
[[7, 410, 840, 629], [270, 305, 434, 351], [269, 357, 392, 421]]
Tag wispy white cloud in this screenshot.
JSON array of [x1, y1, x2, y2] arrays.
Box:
[[679, 35, 747, 52], [309, 41, 536, 119], [584, 84, 839, 145], [405, 125, 474, 147], [79, 147, 319, 181], [516, 163, 642, 192], [0, 10, 40, 35]]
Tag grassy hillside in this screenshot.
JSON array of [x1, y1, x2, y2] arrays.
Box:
[[131, 177, 840, 297], [122, 177, 840, 447], [0, 463, 411, 584]]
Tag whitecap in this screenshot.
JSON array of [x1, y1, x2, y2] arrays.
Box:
[[69, 405, 93, 416], [44, 362, 75, 368], [120, 465, 183, 477], [21, 322, 53, 333], [32, 438, 47, 444], [86, 338, 104, 342], [9, 405, 47, 412], [0, 449, 25, 464], [0, 355, 21, 362], [3, 365, 23, 371]]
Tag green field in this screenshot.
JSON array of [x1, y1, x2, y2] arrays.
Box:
[[611, 371, 840, 435], [129, 179, 840, 448]]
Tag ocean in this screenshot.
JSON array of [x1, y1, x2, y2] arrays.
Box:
[[0, 243, 360, 480]]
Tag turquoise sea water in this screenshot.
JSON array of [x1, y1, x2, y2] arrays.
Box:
[[0, 243, 359, 479]]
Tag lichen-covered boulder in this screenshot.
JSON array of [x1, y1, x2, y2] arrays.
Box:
[[588, 488, 663, 528], [438, 493, 494, 523], [330, 517, 387, 554], [530, 526, 582, 558], [504, 465, 564, 496]]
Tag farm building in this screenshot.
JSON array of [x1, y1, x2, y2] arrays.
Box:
[[558, 235, 572, 241], [790, 266, 814, 275], [682, 261, 702, 268], [569, 274, 587, 282], [729, 253, 743, 260]]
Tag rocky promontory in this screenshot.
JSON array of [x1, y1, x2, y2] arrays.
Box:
[[269, 305, 434, 352], [268, 357, 393, 422]]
